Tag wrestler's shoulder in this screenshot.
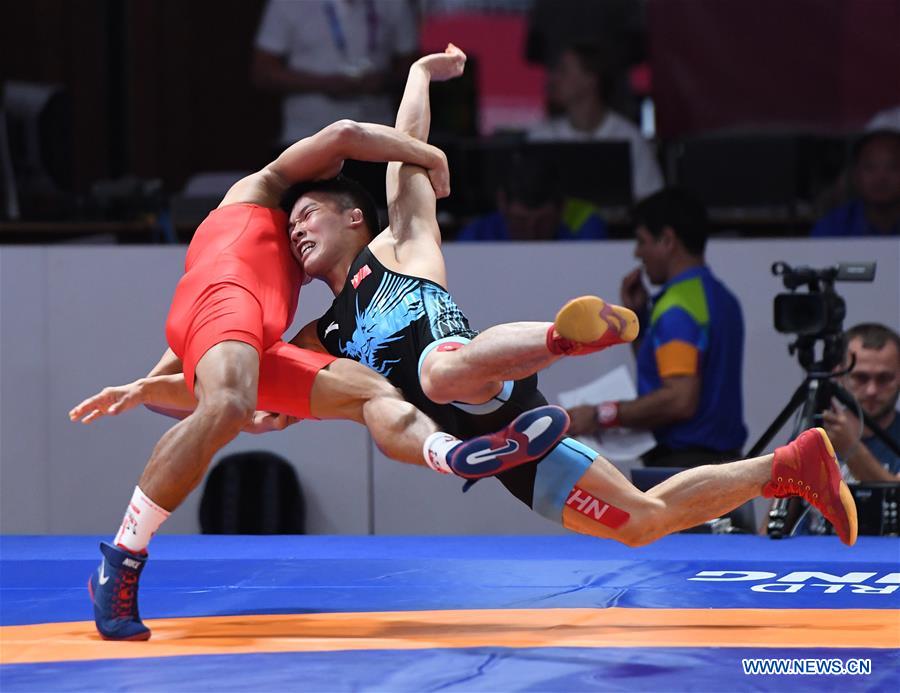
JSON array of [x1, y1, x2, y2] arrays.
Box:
[[210, 202, 286, 218], [195, 203, 287, 235]]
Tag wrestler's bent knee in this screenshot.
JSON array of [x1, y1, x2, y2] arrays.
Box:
[[613, 502, 666, 547], [530, 438, 669, 547], [198, 390, 255, 429], [422, 365, 500, 406]]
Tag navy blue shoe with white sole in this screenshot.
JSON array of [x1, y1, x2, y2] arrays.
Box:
[[447, 405, 569, 479]]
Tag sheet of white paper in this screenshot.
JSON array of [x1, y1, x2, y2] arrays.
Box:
[[557, 365, 657, 461]]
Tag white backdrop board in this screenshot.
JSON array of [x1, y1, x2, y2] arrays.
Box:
[[2, 239, 897, 535]]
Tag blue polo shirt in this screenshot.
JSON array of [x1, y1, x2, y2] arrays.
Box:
[[811, 200, 900, 237], [636, 266, 748, 452]]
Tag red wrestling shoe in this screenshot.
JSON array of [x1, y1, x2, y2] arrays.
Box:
[[763, 428, 858, 546], [547, 296, 639, 356]]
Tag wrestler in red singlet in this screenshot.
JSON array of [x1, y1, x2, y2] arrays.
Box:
[[165, 203, 334, 419]]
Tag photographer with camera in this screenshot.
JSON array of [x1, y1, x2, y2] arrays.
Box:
[[567, 188, 747, 467], [823, 323, 900, 481], [754, 262, 899, 537]]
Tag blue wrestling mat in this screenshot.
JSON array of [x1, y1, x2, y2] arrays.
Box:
[[1, 535, 898, 691]]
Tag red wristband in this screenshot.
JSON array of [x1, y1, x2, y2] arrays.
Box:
[[596, 401, 621, 428]]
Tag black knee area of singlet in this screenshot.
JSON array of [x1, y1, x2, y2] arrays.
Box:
[[492, 378, 549, 508], [448, 376, 549, 508], [496, 460, 540, 508]]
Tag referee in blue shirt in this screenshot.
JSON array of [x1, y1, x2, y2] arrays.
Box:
[[568, 188, 747, 466]]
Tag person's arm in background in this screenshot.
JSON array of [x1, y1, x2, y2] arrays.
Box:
[[252, 50, 387, 98], [568, 307, 701, 435], [251, 0, 386, 97], [822, 401, 900, 482], [568, 376, 700, 435], [844, 445, 900, 482], [616, 376, 700, 429]]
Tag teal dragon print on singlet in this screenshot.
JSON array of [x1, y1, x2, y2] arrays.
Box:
[[342, 274, 424, 376], [339, 273, 470, 377]]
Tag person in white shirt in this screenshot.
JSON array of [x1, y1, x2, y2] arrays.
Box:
[[252, 0, 418, 146], [528, 42, 663, 202]]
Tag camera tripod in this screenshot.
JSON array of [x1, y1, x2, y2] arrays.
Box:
[[747, 355, 900, 538]]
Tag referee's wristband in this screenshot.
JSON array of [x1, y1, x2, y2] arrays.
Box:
[[596, 401, 621, 429]]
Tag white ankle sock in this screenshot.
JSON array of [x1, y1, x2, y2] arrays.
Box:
[[423, 432, 461, 475], [114, 486, 171, 554]]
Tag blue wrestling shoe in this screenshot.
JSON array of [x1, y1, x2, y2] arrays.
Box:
[[447, 405, 569, 479], [87, 542, 151, 641]]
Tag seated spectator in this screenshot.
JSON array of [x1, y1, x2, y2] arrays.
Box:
[[527, 42, 663, 202], [566, 188, 747, 467], [811, 130, 900, 237], [524, 0, 646, 122], [823, 323, 900, 481], [456, 156, 607, 241]]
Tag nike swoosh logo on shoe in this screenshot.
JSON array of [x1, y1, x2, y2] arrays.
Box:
[[465, 439, 520, 466], [99, 560, 110, 585]]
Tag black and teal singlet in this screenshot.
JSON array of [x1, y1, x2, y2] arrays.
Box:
[[316, 245, 547, 441], [316, 247, 606, 510]]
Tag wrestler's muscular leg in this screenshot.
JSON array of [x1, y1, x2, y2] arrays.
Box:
[[561, 454, 771, 546], [421, 322, 560, 405], [310, 359, 439, 465], [138, 341, 258, 510]]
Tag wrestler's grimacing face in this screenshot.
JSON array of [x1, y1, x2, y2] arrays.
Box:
[[288, 193, 347, 275]]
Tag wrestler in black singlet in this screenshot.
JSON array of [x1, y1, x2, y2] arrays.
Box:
[[316, 246, 549, 502]]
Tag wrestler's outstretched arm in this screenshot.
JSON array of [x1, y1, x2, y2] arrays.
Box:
[[69, 375, 196, 424], [68, 375, 293, 434], [221, 119, 450, 210], [378, 45, 466, 284]]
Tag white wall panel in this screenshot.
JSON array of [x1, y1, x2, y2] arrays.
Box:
[[2, 239, 897, 535]]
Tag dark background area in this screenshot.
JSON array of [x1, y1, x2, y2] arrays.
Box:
[[2, 0, 898, 240], [2, 0, 278, 194]]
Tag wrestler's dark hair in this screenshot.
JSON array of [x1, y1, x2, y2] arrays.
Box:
[[280, 174, 382, 237], [632, 187, 709, 257], [851, 129, 900, 166]]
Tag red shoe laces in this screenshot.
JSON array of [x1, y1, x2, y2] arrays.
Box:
[[112, 571, 139, 620], [774, 473, 818, 502]]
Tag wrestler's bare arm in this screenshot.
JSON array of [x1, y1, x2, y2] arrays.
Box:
[[146, 348, 183, 378], [69, 375, 196, 424], [376, 46, 466, 284], [221, 120, 450, 209], [69, 374, 293, 434]]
